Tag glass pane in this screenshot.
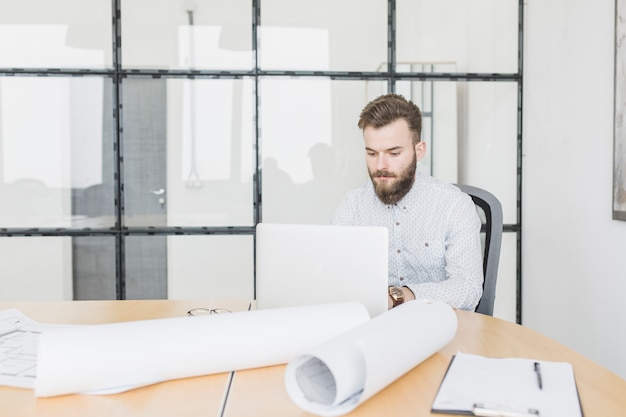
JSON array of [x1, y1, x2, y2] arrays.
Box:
[[260, 78, 387, 224], [72, 236, 117, 300], [167, 235, 253, 300], [122, 0, 253, 70], [396, 67, 459, 183], [0, 76, 116, 229], [125, 235, 254, 300], [125, 235, 167, 299], [395, 80, 518, 225], [0, 237, 68, 301], [0, 236, 115, 301], [462, 82, 518, 225], [122, 77, 255, 227], [493, 232, 517, 323], [0, 0, 112, 69], [260, 0, 388, 72], [396, 0, 518, 74]]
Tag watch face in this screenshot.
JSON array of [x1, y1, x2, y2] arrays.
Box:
[[389, 286, 403, 299]]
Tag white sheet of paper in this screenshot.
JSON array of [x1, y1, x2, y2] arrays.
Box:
[[34, 302, 370, 397], [284, 299, 458, 416], [0, 309, 73, 389], [431, 352, 583, 417]]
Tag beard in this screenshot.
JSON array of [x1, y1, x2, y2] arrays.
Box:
[[369, 153, 417, 205]]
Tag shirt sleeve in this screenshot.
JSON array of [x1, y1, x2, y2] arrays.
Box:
[[405, 193, 484, 311]]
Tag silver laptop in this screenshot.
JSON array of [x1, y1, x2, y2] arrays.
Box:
[[255, 223, 389, 317]]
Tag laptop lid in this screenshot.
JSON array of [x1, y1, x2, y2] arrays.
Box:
[[255, 223, 389, 317]]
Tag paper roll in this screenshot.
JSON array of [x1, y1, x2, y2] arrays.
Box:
[[34, 302, 369, 398], [284, 299, 458, 416]]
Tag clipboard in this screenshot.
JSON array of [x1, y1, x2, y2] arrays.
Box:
[[431, 352, 584, 417]]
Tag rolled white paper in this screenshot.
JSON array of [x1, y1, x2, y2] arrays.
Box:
[[35, 302, 369, 398], [284, 299, 458, 416]]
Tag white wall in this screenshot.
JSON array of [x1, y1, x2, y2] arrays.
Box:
[[524, 0, 626, 379]]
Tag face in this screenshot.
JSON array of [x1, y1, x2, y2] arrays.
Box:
[[364, 118, 426, 205]]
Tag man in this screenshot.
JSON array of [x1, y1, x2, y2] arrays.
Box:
[[331, 93, 483, 311]]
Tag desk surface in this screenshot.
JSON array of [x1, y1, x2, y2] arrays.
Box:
[[1, 300, 625, 417]]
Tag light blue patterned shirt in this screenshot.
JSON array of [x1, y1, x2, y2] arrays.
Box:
[[331, 172, 483, 310]]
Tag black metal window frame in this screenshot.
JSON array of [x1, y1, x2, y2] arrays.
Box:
[[0, 0, 524, 323]]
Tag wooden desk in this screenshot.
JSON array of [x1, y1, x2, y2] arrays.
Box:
[[1, 300, 625, 417], [0, 299, 249, 417], [224, 308, 626, 417]]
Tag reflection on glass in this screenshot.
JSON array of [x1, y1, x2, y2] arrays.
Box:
[[122, 0, 253, 70], [0, 1, 112, 68], [396, 0, 518, 74], [0, 76, 115, 228], [122, 77, 255, 227], [260, 79, 386, 224], [0, 237, 73, 301], [167, 235, 253, 300], [260, 0, 387, 72]]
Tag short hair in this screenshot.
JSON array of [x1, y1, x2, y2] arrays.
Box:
[[357, 93, 422, 144]]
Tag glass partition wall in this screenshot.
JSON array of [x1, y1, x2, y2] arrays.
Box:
[[0, 0, 523, 322]]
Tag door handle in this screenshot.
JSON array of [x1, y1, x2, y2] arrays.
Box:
[[150, 188, 166, 206]]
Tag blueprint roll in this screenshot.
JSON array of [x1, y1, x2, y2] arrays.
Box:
[[284, 299, 458, 417], [34, 302, 369, 398]]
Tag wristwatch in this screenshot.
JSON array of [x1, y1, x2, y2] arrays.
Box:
[[388, 286, 405, 308]]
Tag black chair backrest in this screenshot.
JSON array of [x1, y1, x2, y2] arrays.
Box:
[[456, 184, 503, 316]]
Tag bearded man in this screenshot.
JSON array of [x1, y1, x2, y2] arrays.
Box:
[[331, 93, 484, 311]]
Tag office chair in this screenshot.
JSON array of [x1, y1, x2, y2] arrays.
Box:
[[456, 184, 503, 316]]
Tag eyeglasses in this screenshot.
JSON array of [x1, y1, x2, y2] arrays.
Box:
[[186, 307, 232, 317]]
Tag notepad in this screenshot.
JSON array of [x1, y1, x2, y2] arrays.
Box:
[[431, 352, 583, 417]]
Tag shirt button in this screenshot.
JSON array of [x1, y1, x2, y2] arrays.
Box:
[[395, 222, 400, 226], [425, 242, 429, 247], [397, 249, 401, 253], [399, 277, 404, 281]]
